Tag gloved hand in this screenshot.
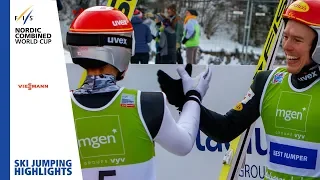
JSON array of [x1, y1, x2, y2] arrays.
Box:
[[177, 66, 212, 101], [181, 38, 188, 44], [157, 64, 192, 111]]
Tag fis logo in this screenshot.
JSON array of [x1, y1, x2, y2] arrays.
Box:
[[272, 72, 286, 84], [120, 94, 135, 107], [15, 6, 34, 25]]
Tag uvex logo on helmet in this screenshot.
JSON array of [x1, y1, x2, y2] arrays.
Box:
[[289, 0, 310, 12], [112, 20, 129, 26], [107, 37, 128, 45]]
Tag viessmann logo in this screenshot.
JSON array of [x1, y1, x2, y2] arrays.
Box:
[[18, 83, 48, 90]]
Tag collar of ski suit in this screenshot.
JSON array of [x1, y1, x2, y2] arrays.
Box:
[[291, 61, 320, 89], [73, 74, 120, 95]]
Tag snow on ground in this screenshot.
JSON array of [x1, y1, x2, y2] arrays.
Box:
[[198, 24, 263, 55]]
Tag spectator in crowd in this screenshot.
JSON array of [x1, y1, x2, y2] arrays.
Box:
[[167, 4, 184, 64], [131, 9, 152, 64], [182, 9, 200, 64], [143, 12, 157, 36], [72, 0, 90, 17], [156, 14, 177, 64], [143, 12, 158, 43], [143, 12, 154, 27], [154, 14, 164, 64]]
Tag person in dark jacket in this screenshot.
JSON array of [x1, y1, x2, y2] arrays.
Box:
[[154, 14, 164, 64], [167, 4, 184, 64], [131, 9, 152, 64], [156, 15, 177, 64]]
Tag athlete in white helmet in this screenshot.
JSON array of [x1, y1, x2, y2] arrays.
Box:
[[66, 6, 212, 180]]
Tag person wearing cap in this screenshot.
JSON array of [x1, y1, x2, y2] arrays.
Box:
[[167, 4, 184, 64], [130, 9, 152, 64], [66, 6, 212, 180], [142, 12, 155, 28], [182, 9, 200, 64], [158, 0, 320, 179]]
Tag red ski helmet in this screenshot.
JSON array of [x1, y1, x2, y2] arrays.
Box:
[[66, 6, 135, 75], [283, 0, 320, 63]]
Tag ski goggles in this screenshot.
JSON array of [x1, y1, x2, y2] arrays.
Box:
[[66, 32, 135, 72]]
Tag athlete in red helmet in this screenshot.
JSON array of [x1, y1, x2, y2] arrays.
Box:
[[157, 0, 320, 179], [66, 6, 212, 180]]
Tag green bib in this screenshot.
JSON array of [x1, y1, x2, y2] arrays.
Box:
[[70, 87, 155, 170], [184, 24, 200, 47], [261, 67, 320, 179]]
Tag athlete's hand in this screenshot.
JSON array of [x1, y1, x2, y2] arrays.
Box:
[[177, 65, 212, 101], [157, 64, 192, 111]]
